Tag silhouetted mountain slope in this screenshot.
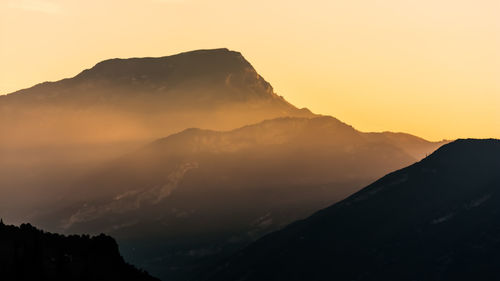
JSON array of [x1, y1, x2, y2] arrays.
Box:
[[0, 221, 158, 281], [35, 116, 444, 281], [203, 139, 500, 281]]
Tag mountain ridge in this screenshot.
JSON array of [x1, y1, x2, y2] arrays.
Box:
[[149, 116, 446, 158]]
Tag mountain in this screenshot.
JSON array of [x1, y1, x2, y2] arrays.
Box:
[[202, 139, 500, 281], [0, 220, 158, 281], [36, 116, 445, 281], [0, 48, 311, 146], [1, 48, 448, 281], [0, 48, 312, 217]]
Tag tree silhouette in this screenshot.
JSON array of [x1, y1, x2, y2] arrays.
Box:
[[0, 222, 159, 281]]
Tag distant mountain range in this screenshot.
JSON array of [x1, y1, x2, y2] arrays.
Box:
[[33, 116, 444, 280], [0, 48, 449, 281], [0, 221, 158, 281], [203, 139, 500, 281]]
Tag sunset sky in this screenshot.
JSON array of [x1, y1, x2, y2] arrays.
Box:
[[1, 0, 498, 141]]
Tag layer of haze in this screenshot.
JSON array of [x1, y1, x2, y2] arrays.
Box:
[[0, 0, 498, 140]]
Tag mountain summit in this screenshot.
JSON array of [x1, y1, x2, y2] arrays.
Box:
[[74, 48, 277, 101], [2, 48, 309, 113], [0, 48, 312, 145]]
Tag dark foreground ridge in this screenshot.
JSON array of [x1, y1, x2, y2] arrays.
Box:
[[203, 139, 500, 281], [0, 221, 159, 281]]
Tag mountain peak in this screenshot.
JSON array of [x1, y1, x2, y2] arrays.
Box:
[[3, 48, 305, 112], [75, 48, 253, 81], [0, 48, 314, 148]]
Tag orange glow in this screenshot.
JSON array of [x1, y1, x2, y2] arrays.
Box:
[[1, 0, 499, 140]]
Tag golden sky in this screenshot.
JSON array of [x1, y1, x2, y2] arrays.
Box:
[[1, 0, 499, 141]]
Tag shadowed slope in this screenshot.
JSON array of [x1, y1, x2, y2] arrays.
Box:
[[203, 139, 500, 281]]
